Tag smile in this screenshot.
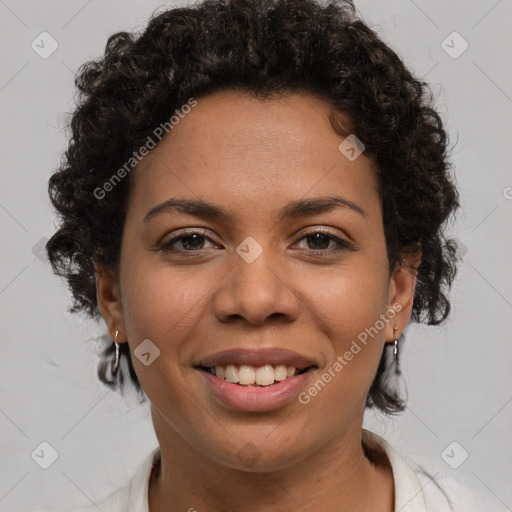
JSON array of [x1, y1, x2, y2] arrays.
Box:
[[199, 363, 314, 386]]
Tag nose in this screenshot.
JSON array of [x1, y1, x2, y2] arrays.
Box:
[[212, 242, 300, 326]]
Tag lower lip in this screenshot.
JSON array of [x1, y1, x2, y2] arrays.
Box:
[[197, 368, 315, 412]]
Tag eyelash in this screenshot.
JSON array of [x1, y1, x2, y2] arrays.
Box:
[[158, 228, 352, 256]]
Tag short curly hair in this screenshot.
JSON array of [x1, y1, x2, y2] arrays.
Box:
[[46, 0, 460, 414]]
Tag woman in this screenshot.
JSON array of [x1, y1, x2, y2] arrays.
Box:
[[45, 0, 501, 510]]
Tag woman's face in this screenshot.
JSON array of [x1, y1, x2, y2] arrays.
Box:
[[97, 90, 416, 471]]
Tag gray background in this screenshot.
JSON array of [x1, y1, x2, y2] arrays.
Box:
[[0, 0, 511, 510]]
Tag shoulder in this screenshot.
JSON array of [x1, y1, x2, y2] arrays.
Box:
[[63, 485, 130, 512], [38, 447, 160, 512], [32, 486, 130, 512], [414, 467, 509, 512], [362, 429, 508, 512]]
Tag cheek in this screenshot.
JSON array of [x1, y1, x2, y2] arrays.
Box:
[[119, 260, 216, 403], [307, 258, 390, 341], [121, 260, 212, 342], [302, 261, 390, 394]]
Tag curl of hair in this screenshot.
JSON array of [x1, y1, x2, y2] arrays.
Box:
[[47, 0, 460, 414]]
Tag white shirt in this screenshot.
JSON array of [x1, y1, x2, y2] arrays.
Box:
[[56, 429, 506, 512]]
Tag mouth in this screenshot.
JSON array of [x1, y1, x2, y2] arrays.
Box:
[[193, 347, 319, 410], [195, 363, 317, 387]]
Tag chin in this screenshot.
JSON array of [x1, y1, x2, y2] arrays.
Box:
[[202, 434, 311, 473]]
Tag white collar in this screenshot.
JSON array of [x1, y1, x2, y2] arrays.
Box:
[[362, 429, 427, 512]]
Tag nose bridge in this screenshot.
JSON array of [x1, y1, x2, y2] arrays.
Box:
[[213, 235, 299, 324]]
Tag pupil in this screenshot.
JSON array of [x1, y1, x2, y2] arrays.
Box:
[[308, 233, 329, 250], [183, 234, 204, 250]]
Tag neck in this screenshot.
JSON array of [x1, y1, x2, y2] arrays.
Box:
[[148, 416, 394, 512]]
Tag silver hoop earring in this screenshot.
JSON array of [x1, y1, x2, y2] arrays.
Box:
[[393, 326, 401, 375], [112, 330, 120, 373]]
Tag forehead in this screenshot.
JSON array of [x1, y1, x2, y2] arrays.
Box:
[[129, 90, 380, 222]]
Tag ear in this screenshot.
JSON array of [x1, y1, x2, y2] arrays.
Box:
[[94, 262, 127, 343], [384, 250, 422, 343]]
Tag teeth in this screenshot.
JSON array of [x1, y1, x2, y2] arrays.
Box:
[[255, 365, 275, 386], [274, 364, 288, 381], [238, 365, 256, 385], [215, 366, 225, 379], [225, 364, 239, 383], [208, 363, 307, 386]]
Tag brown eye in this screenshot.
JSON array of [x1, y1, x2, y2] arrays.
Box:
[[160, 230, 218, 253], [294, 230, 352, 255], [175, 233, 207, 251], [303, 233, 333, 250]]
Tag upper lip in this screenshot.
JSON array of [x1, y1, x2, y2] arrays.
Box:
[[195, 348, 319, 371]]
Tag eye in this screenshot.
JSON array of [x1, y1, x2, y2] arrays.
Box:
[[293, 230, 352, 255], [159, 229, 219, 253], [158, 228, 353, 256]]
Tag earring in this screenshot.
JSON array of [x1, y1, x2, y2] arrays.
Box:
[[393, 326, 401, 375], [112, 330, 120, 374]]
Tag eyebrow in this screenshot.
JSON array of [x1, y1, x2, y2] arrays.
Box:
[[143, 195, 367, 224]]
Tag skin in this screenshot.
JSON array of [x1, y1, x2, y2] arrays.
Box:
[[95, 90, 420, 511]]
